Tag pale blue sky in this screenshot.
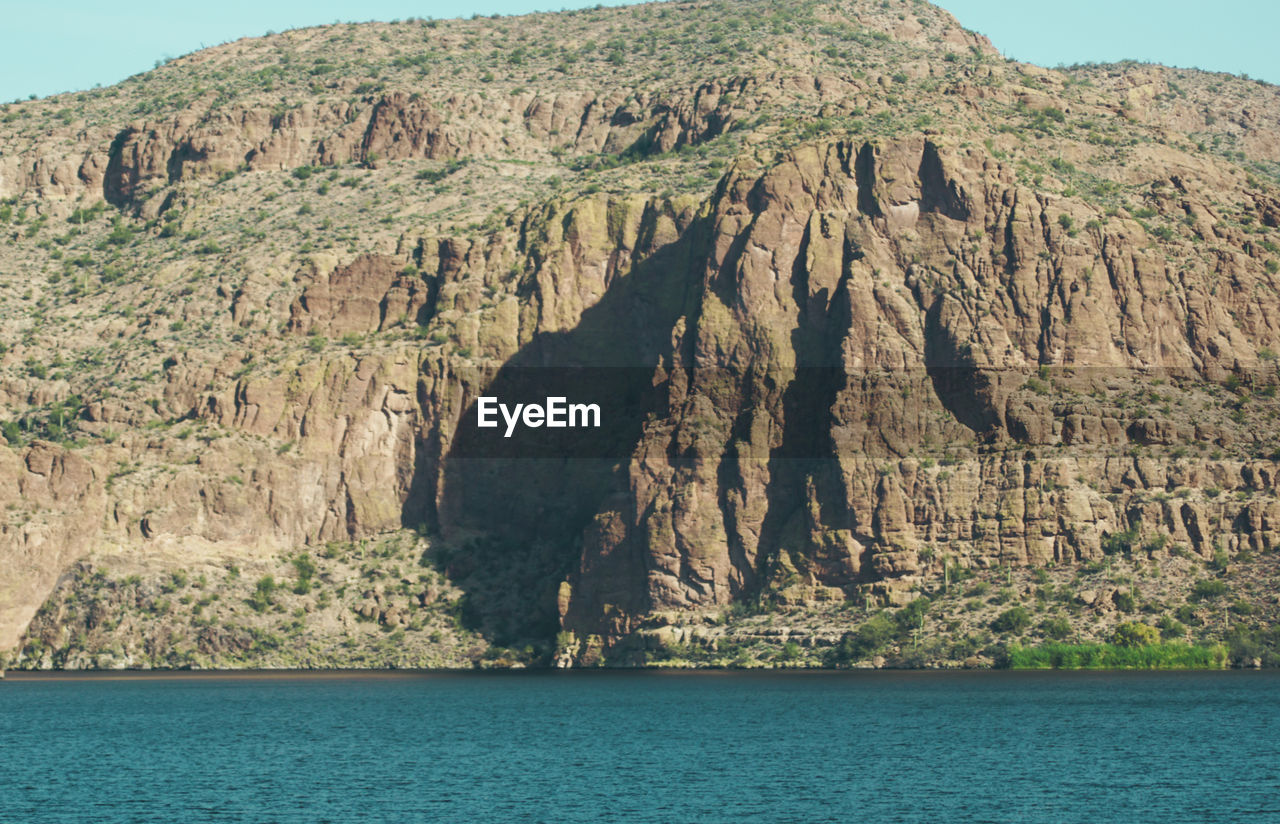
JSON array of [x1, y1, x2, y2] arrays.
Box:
[[0, 0, 1276, 102]]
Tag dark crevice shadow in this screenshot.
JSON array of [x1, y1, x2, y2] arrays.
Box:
[[918, 140, 970, 221], [747, 223, 857, 597], [923, 298, 995, 436], [102, 128, 135, 208], [400, 211, 710, 648], [854, 142, 883, 219]]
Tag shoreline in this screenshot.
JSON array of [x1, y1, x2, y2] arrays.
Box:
[[3, 666, 1272, 681]]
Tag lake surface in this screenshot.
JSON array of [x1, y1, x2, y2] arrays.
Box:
[[2, 670, 1278, 823]]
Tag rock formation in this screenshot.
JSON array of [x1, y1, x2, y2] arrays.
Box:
[[2, 0, 1279, 667]]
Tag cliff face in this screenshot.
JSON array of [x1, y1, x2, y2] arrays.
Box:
[[3, 0, 1280, 668], [445, 135, 1280, 649]]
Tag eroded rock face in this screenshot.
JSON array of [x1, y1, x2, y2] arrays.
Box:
[[454, 137, 1280, 646], [35, 79, 844, 212], [5, 132, 1280, 655], [0, 444, 105, 650], [288, 254, 434, 336], [4, 5, 1280, 662]]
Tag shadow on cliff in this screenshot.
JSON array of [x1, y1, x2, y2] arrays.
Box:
[[922, 297, 1002, 437], [743, 225, 864, 595], [402, 211, 710, 649]]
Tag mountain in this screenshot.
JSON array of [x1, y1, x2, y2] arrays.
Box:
[[3, 0, 1280, 670]]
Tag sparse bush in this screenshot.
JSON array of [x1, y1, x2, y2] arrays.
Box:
[[1110, 621, 1159, 647], [1157, 615, 1185, 639], [249, 575, 276, 612], [292, 554, 316, 595], [106, 219, 135, 246], [991, 606, 1031, 634], [827, 613, 896, 664], [1101, 526, 1139, 556], [1191, 579, 1228, 600], [895, 597, 930, 632], [1040, 617, 1072, 640]]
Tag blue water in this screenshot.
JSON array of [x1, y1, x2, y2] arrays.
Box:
[[2, 670, 1278, 823]]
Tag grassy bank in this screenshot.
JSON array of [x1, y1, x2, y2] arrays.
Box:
[[1007, 642, 1229, 670]]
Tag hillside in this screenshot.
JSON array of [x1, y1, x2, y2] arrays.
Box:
[[3, 0, 1280, 671]]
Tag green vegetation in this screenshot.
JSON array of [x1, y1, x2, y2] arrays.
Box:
[[1110, 621, 1159, 647], [248, 575, 276, 612], [1224, 624, 1280, 667], [1007, 642, 1228, 670], [1040, 617, 1072, 640], [991, 606, 1031, 633], [1101, 526, 1140, 556], [415, 159, 469, 184], [1191, 578, 1229, 600], [825, 598, 934, 665], [291, 554, 316, 595], [10, 533, 486, 670]]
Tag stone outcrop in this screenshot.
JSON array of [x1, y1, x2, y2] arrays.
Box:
[[288, 254, 434, 336], [0, 444, 105, 650]]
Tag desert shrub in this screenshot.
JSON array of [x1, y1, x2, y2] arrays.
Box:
[[1224, 625, 1280, 666], [827, 613, 896, 664], [1101, 526, 1139, 556], [1110, 621, 1159, 647], [106, 219, 135, 246], [1040, 617, 1072, 640], [1191, 579, 1228, 600], [1175, 604, 1201, 625], [991, 606, 1031, 634], [895, 596, 930, 631], [416, 159, 468, 184], [1157, 616, 1186, 639], [249, 575, 276, 612], [292, 554, 317, 595]]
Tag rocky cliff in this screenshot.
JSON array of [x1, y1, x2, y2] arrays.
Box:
[[3, 0, 1280, 669]]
